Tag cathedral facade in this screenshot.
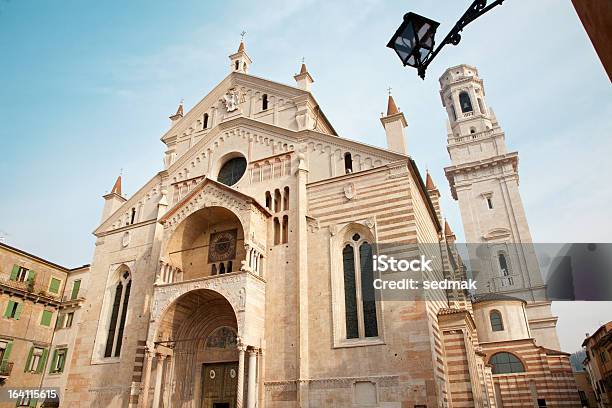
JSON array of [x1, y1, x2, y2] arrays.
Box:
[[0, 41, 581, 408]]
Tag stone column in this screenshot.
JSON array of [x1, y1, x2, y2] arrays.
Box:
[[236, 342, 246, 408], [152, 353, 166, 408], [139, 349, 154, 408], [246, 348, 258, 408], [163, 355, 173, 408]]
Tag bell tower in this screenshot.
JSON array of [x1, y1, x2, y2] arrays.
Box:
[[441, 64, 561, 350]]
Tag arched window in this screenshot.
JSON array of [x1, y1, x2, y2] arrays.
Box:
[[344, 152, 353, 174], [283, 186, 289, 211], [489, 352, 525, 374], [282, 215, 288, 244], [104, 270, 131, 358], [498, 253, 509, 276], [235, 60, 240, 70], [490, 310, 504, 331], [273, 217, 280, 245], [341, 233, 378, 339], [459, 91, 473, 113], [217, 156, 247, 186], [265, 191, 272, 210], [203, 113, 209, 129], [470, 127, 476, 134], [274, 189, 281, 213], [262, 94, 268, 110]]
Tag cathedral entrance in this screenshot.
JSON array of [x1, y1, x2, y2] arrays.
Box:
[[202, 362, 238, 408]]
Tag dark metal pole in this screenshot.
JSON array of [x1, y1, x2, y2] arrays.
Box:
[[417, 0, 506, 79]]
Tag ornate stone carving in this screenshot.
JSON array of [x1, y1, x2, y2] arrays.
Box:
[[343, 182, 357, 200], [223, 88, 240, 112]]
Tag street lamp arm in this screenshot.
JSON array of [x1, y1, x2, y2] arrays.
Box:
[[417, 0, 506, 79]]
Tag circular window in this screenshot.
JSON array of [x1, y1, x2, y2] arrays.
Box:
[[217, 156, 247, 186]]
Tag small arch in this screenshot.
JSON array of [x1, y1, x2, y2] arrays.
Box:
[[203, 113, 209, 129], [344, 152, 353, 174], [490, 310, 504, 331], [459, 91, 473, 113], [235, 60, 240, 70], [265, 191, 272, 210], [219, 263, 226, 275], [274, 189, 281, 213], [262, 94, 268, 110], [470, 127, 476, 134], [489, 352, 525, 374], [273, 217, 281, 245]]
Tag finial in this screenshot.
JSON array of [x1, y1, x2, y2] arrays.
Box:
[[240, 30, 246, 40], [301, 57, 305, 64], [387, 86, 392, 96]]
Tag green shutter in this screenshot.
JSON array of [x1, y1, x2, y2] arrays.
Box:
[[40, 310, 52, 327], [29, 397, 37, 408], [55, 313, 65, 329], [24, 347, 34, 372], [71, 280, 81, 300], [14, 302, 23, 320], [59, 349, 66, 372], [3, 300, 14, 318], [10, 265, 19, 281], [1, 341, 12, 364], [26, 270, 36, 289], [49, 278, 60, 294], [49, 350, 58, 373], [37, 348, 48, 373]]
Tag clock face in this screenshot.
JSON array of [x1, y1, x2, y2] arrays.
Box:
[[208, 229, 238, 263]]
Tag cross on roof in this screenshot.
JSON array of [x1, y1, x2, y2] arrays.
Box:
[[240, 31, 246, 40], [387, 86, 392, 95]]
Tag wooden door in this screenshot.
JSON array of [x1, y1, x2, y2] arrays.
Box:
[[202, 362, 238, 408]]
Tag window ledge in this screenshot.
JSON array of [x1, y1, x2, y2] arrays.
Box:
[[91, 356, 121, 365], [333, 338, 385, 349]]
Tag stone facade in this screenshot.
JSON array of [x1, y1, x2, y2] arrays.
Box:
[[1, 44, 582, 408]]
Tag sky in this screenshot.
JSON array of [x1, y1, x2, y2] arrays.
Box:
[[0, 0, 610, 352]]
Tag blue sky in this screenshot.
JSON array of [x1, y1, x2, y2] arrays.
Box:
[[0, 0, 610, 351]]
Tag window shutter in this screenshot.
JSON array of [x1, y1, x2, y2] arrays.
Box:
[[49, 350, 58, 373], [41, 310, 52, 327], [55, 313, 65, 329], [49, 278, 60, 294], [29, 397, 37, 408], [24, 347, 34, 372], [71, 280, 81, 300], [27, 270, 36, 284], [10, 265, 19, 281], [59, 349, 67, 372], [1, 341, 12, 364], [14, 302, 23, 320], [37, 348, 49, 373], [3, 301, 14, 318]]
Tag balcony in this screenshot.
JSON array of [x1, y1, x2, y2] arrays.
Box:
[[0, 361, 14, 379]]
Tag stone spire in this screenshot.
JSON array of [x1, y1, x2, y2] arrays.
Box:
[[169, 101, 184, 126], [425, 171, 436, 191], [110, 175, 122, 196], [444, 219, 456, 240], [294, 60, 314, 92], [101, 174, 127, 223], [380, 92, 408, 154], [229, 38, 252, 74]]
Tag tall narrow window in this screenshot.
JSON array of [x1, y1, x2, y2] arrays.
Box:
[[459, 91, 473, 113], [274, 189, 281, 213], [342, 245, 359, 339], [104, 270, 131, 358], [344, 152, 353, 174], [282, 215, 288, 244], [265, 191, 272, 210], [219, 263, 226, 275], [235, 60, 240, 70], [490, 310, 504, 331], [360, 242, 378, 337], [283, 186, 289, 211], [486, 196, 493, 209], [130, 207, 136, 225], [212, 264, 218, 276], [274, 218, 281, 245], [203, 113, 209, 129], [262, 94, 268, 110], [498, 253, 509, 276]]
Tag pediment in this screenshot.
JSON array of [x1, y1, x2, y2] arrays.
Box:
[[159, 177, 271, 231]]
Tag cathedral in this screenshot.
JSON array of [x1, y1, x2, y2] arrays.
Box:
[[0, 41, 581, 408]]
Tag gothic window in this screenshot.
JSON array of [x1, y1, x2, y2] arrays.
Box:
[[489, 352, 525, 374], [203, 113, 209, 129], [104, 269, 131, 358], [490, 310, 504, 331], [341, 233, 379, 340], [344, 152, 353, 174], [217, 156, 247, 186], [498, 253, 509, 276], [459, 91, 473, 113], [262, 94, 268, 110]]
